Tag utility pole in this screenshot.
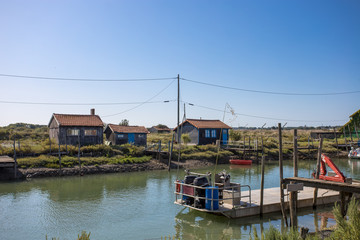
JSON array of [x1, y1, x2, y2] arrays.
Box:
[[177, 74, 180, 143]]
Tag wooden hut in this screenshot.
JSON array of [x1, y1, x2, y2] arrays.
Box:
[[173, 119, 231, 145], [48, 109, 104, 146], [104, 124, 149, 146], [148, 126, 171, 133]]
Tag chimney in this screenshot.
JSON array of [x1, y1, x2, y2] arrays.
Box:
[[90, 108, 95, 115]]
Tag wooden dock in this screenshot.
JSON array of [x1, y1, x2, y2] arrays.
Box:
[[175, 186, 347, 219]]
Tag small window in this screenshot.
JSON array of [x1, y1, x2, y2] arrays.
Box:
[[67, 129, 79, 136], [205, 130, 210, 138], [85, 129, 97, 136], [211, 130, 216, 138], [223, 129, 227, 134], [117, 134, 124, 138], [138, 134, 144, 138]]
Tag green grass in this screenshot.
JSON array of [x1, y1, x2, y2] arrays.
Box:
[[17, 155, 152, 169]]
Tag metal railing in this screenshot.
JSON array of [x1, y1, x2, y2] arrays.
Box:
[[174, 181, 252, 211]]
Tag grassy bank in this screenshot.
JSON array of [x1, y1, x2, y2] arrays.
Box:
[[17, 155, 152, 169]]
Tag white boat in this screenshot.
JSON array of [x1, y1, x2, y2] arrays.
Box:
[[348, 147, 360, 159]]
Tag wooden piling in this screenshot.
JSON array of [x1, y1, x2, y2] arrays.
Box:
[[290, 129, 298, 228], [313, 137, 323, 209], [348, 125, 354, 143], [58, 142, 62, 171], [278, 123, 288, 227], [260, 154, 265, 217], [334, 128, 339, 157], [78, 133, 81, 174], [340, 191, 346, 217], [13, 138, 17, 178], [343, 128, 349, 152], [168, 134, 175, 171]]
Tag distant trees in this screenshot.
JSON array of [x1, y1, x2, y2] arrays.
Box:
[[155, 124, 169, 129], [119, 119, 129, 126]]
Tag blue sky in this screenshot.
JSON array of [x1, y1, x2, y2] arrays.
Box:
[[0, 0, 359, 128]]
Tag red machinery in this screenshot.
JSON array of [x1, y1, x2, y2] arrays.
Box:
[[312, 154, 351, 183]]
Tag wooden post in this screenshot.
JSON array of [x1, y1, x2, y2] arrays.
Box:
[[58, 142, 62, 171], [256, 137, 259, 162], [177, 74, 180, 143], [348, 125, 354, 143], [260, 154, 265, 217], [334, 128, 339, 157], [278, 123, 288, 227], [313, 137, 323, 209], [340, 191, 346, 217], [289, 129, 298, 228], [13, 138, 17, 178], [343, 128, 349, 152], [78, 133, 81, 174], [243, 136, 246, 158], [168, 134, 175, 171]]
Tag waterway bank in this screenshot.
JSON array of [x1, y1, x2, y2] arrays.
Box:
[[2, 159, 216, 179]]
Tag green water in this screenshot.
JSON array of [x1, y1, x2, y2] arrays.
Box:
[[1, 158, 360, 240]]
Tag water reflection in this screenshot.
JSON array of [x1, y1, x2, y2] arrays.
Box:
[[0, 158, 356, 239]]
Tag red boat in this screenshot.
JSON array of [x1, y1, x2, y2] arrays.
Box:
[[229, 159, 252, 165]]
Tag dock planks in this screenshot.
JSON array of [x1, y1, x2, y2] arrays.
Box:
[[175, 186, 345, 219]]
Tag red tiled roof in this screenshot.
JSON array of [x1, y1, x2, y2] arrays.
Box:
[[52, 114, 103, 127], [174, 119, 231, 131], [108, 124, 149, 133]]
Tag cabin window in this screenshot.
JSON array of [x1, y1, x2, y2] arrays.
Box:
[[223, 129, 227, 134], [205, 130, 210, 138], [84, 129, 97, 136], [211, 130, 216, 138], [67, 129, 79, 136], [117, 134, 125, 138], [138, 134, 145, 138]]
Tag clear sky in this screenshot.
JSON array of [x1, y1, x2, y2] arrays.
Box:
[[0, 0, 359, 128]]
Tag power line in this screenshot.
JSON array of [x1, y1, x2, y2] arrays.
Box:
[[181, 78, 360, 96], [102, 80, 176, 118], [182, 101, 347, 123], [0, 99, 175, 106], [0, 73, 176, 82]]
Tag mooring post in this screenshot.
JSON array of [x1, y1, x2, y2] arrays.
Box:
[[334, 128, 339, 157], [78, 133, 81, 174], [343, 128, 349, 152], [313, 137, 323, 209], [13, 138, 17, 179], [348, 125, 354, 143], [289, 129, 298, 228], [168, 134, 175, 171], [260, 154, 265, 217], [58, 141, 62, 170], [278, 123, 288, 227], [340, 191, 346, 217]]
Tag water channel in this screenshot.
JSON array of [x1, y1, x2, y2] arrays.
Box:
[[1, 158, 360, 240]]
